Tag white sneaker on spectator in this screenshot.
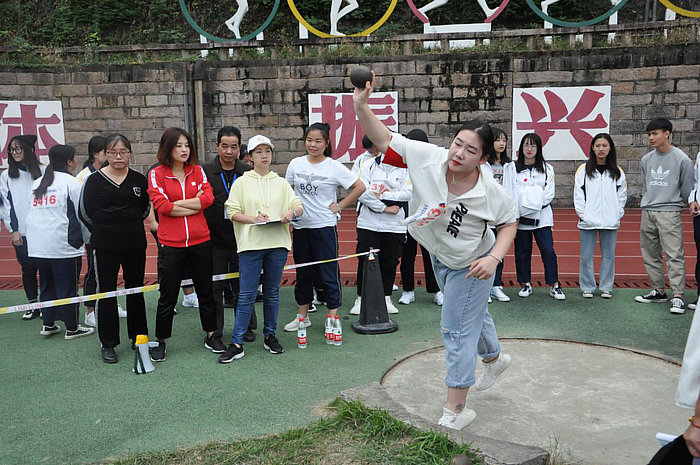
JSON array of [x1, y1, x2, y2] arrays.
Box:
[[490, 286, 511, 302], [392, 284, 399, 292], [84, 311, 96, 327], [182, 293, 199, 308], [475, 353, 512, 391], [434, 291, 444, 306], [398, 291, 415, 305], [437, 406, 476, 430], [349, 296, 362, 315], [518, 283, 533, 297], [284, 314, 310, 332], [117, 305, 127, 318], [385, 296, 399, 314]]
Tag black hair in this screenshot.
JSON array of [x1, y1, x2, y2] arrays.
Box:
[[8, 135, 42, 180], [104, 133, 132, 160], [646, 118, 673, 133], [361, 135, 373, 150], [238, 144, 248, 160], [34, 145, 76, 199], [514, 133, 546, 174], [406, 129, 429, 143], [217, 126, 242, 144], [304, 123, 332, 157], [489, 127, 511, 165], [83, 136, 106, 169], [452, 120, 494, 161], [586, 133, 621, 181]]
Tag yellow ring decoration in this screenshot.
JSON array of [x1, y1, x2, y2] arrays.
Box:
[[657, 0, 700, 17], [287, 0, 399, 38]]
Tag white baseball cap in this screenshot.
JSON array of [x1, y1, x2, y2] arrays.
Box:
[[247, 135, 274, 153]]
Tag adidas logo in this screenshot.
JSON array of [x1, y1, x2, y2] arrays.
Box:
[[649, 166, 670, 187]]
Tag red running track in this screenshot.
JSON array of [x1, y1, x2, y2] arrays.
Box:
[[0, 208, 696, 290]]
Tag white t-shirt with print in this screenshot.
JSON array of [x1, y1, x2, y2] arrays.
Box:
[[386, 133, 516, 270], [285, 155, 358, 229]]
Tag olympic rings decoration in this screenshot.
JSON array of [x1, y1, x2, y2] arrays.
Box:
[[178, 0, 281, 42], [657, 0, 700, 17], [405, 0, 510, 24], [524, 0, 630, 27], [287, 0, 398, 38], [179, 0, 693, 42]]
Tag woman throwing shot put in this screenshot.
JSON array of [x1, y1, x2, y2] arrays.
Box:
[[353, 73, 516, 430]]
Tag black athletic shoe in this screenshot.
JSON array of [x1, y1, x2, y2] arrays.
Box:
[[150, 340, 166, 362], [635, 289, 668, 303], [65, 326, 95, 340], [101, 347, 118, 364], [204, 334, 226, 353], [218, 344, 245, 363], [23, 309, 41, 320], [263, 335, 284, 354], [244, 329, 256, 343]]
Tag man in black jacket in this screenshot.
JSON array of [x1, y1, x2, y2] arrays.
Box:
[[203, 126, 256, 349]]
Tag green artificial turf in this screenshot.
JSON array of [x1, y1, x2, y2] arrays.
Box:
[[0, 286, 693, 464]]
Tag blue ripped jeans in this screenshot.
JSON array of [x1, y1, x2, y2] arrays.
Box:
[[432, 255, 502, 389]]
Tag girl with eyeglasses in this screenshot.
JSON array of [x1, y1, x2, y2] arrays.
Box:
[[0, 135, 44, 319], [79, 134, 150, 364], [503, 133, 565, 301]]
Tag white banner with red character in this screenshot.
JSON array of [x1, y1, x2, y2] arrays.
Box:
[[0, 100, 65, 168], [308, 92, 399, 163], [512, 86, 611, 161]]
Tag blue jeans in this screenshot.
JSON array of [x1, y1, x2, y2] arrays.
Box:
[[514, 227, 559, 285], [579, 229, 617, 293], [231, 248, 288, 345], [432, 256, 502, 389]]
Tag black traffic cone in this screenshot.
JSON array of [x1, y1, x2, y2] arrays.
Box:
[[351, 251, 398, 334]]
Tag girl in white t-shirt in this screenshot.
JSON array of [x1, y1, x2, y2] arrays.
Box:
[[353, 76, 517, 431], [283, 123, 365, 334], [487, 128, 512, 303], [502, 133, 564, 300]]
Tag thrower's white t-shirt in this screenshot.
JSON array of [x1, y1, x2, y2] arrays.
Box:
[[285, 155, 358, 229]]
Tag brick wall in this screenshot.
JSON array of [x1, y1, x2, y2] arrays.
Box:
[[1, 44, 698, 206]]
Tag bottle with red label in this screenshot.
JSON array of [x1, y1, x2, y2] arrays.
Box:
[[297, 318, 307, 349], [333, 315, 342, 346], [325, 313, 334, 345]]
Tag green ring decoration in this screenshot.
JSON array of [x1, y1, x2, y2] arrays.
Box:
[[525, 0, 629, 27], [178, 0, 281, 42]]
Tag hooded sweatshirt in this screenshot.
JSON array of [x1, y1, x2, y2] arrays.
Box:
[[224, 170, 302, 253]]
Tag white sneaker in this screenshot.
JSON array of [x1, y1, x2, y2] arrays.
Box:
[[307, 303, 317, 313], [490, 286, 511, 302], [283, 314, 310, 332], [581, 291, 594, 299], [84, 311, 96, 327], [488, 296, 492, 303], [398, 291, 415, 305], [392, 284, 399, 291], [385, 296, 399, 314], [117, 305, 127, 318], [475, 353, 512, 391], [349, 296, 362, 315], [182, 293, 199, 308], [549, 285, 566, 300], [437, 406, 476, 430], [434, 291, 444, 306], [518, 283, 533, 297]]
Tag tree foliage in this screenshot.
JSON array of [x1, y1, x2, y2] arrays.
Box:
[[0, 0, 654, 47]]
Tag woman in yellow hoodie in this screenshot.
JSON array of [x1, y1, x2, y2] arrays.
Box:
[[219, 135, 303, 362]]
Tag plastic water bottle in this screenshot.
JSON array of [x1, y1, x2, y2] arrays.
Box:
[[333, 315, 342, 346], [325, 313, 334, 345], [297, 318, 307, 349]]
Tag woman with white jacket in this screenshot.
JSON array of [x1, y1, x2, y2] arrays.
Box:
[[574, 133, 627, 299], [503, 133, 565, 300]]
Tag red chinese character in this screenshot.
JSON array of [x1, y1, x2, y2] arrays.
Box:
[[311, 94, 396, 161], [1, 104, 62, 162], [515, 89, 608, 156]]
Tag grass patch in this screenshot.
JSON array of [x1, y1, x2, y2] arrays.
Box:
[[107, 399, 480, 465]]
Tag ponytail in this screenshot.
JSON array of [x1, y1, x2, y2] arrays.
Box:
[[34, 145, 76, 199]]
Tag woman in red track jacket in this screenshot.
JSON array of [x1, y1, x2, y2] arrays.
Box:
[[147, 127, 219, 362]]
